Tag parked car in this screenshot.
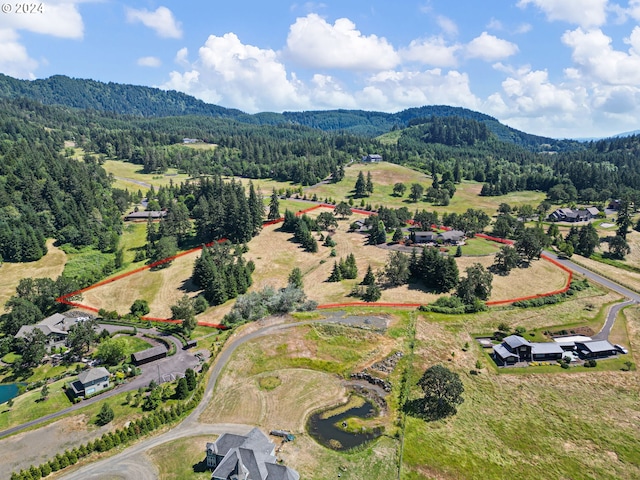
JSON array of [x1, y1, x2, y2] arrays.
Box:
[[614, 344, 628, 354]]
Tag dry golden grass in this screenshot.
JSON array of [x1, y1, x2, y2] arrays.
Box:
[[247, 209, 569, 305], [0, 239, 66, 308], [81, 249, 199, 318]]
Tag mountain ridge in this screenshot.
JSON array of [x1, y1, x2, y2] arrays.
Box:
[[0, 73, 580, 151]]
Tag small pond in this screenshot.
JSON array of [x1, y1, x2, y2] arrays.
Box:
[[306, 399, 383, 451], [0, 384, 21, 404]]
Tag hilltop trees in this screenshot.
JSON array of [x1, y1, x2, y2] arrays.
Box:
[[192, 243, 254, 307]]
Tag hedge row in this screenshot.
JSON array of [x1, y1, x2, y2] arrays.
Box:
[[11, 385, 205, 480]]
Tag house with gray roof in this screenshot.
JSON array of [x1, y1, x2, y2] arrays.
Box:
[[69, 367, 110, 398], [361, 154, 382, 162], [14, 312, 91, 350], [493, 335, 564, 365], [206, 428, 299, 480], [412, 230, 465, 245], [575, 340, 618, 359], [124, 210, 167, 221], [549, 206, 600, 223]]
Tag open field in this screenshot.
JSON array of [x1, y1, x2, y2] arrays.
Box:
[[81, 248, 200, 318], [400, 302, 640, 479], [146, 435, 212, 480], [200, 321, 402, 429], [307, 162, 546, 215], [247, 209, 569, 305], [102, 160, 192, 190], [0, 239, 66, 308], [76, 207, 569, 319], [199, 317, 405, 479]]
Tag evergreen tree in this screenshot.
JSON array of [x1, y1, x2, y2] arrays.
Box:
[[96, 403, 114, 426], [328, 261, 343, 282], [362, 265, 376, 286], [248, 181, 264, 234], [362, 283, 381, 302], [354, 171, 367, 197], [366, 171, 374, 195], [288, 267, 304, 289], [175, 377, 189, 399], [268, 188, 280, 221], [616, 197, 633, 239]]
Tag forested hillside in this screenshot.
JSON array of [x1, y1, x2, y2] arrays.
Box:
[[0, 99, 124, 263], [3, 90, 640, 270], [0, 74, 580, 150]]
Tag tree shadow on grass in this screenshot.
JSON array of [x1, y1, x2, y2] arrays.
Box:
[[192, 458, 208, 474]]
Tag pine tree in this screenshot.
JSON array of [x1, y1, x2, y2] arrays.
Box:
[[354, 171, 367, 197], [362, 265, 375, 285], [328, 261, 343, 282], [366, 171, 374, 195], [268, 188, 280, 221]]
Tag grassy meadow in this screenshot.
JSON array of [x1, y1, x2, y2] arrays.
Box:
[[308, 162, 546, 215], [0, 239, 66, 309]]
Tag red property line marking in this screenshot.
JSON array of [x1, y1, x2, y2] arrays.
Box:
[[55, 204, 575, 322]]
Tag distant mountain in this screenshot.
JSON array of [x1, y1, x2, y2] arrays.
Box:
[[0, 74, 581, 152]]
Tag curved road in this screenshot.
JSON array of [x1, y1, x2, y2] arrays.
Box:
[[0, 328, 198, 439], [542, 252, 639, 339], [23, 253, 640, 479], [59, 318, 337, 480]]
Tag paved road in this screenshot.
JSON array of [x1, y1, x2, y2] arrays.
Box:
[[0, 327, 199, 439], [58, 314, 387, 480], [542, 252, 639, 340]]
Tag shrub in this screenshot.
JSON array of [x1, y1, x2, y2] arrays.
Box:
[[584, 359, 597, 368]]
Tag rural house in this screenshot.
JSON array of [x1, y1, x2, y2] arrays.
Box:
[[69, 367, 110, 398], [124, 210, 167, 221], [493, 335, 564, 365], [549, 207, 600, 222], [14, 312, 92, 351], [361, 154, 382, 162], [205, 428, 299, 480], [412, 230, 465, 245]]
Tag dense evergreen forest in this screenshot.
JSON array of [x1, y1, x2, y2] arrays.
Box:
[[0, 74, 581, 150], [3, 82, 640, 266], [0, 101, 124, 262]]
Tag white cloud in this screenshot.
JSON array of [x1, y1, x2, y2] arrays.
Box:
[[484, 67, 591, 137], [466, 32, 518, 61], [161, 33, 309, 113], [517, 0, 608, 28], [401, 37, 460, 67], [125, 6, 182, 39], [514, 23, 533, 34], [175, 47, 189, 66], [562, 27, 640, 85], [0, 29, 37, 78], [137, 56, 161, 67], [285, 14, 399, 70], [487, 18, 503, 31], [436, 15, 458, 36], [0, 0, 85, 39], [357, 69, 481, 112]]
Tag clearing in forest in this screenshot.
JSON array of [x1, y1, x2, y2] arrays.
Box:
[[0, 239, 66, 308]]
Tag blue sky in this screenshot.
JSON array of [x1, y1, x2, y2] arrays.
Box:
[[2, 1, 640, 138]]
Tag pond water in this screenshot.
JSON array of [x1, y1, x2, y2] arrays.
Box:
[[0, 384, 20, 404], [306, 399, 383, 451]]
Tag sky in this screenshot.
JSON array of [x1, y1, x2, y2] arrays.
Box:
[[3, 1, 640, 139]]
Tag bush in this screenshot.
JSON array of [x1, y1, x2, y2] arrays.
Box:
[[584, 359, 597, 368]]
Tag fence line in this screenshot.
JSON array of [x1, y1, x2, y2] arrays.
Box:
[[54, 205, 575, 325]]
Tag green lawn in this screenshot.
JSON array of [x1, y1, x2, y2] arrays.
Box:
[[114, 336, 153, 358], [460, 237, 503, 256], [0, 378, 73, 430], [305, 162, 546, 216]]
